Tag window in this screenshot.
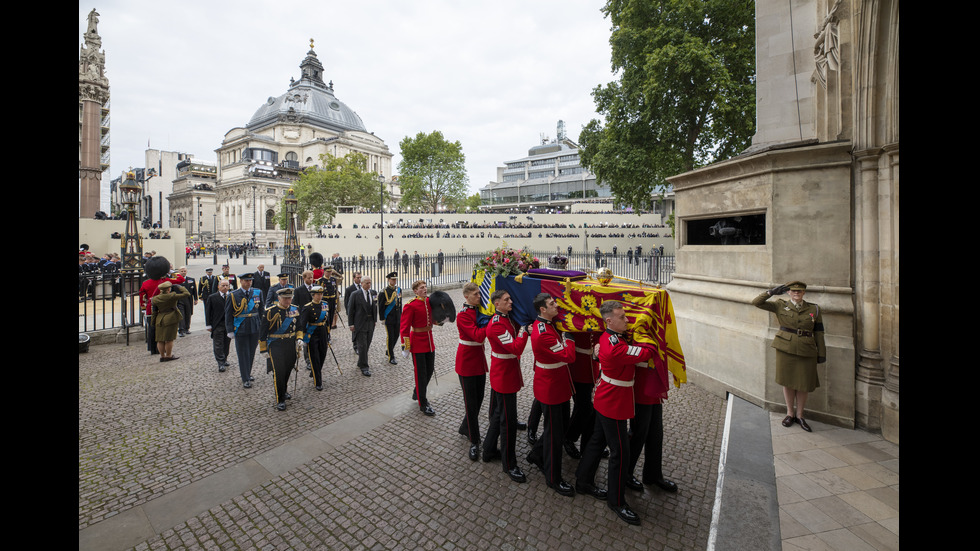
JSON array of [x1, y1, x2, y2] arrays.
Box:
[[686, 214, 765, 245]]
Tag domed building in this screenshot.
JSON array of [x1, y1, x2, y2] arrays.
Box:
[[214, 41, 392, 247]]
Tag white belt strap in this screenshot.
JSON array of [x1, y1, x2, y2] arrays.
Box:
[[600, 373, 634, 387], [535, 361, 564, 370], [575, 347, 593, 354], [459, 339, 483, 347], [491, 351, 517, 359]]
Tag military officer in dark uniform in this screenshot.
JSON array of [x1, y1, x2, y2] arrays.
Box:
[[220, 264, 238, 290], [378, 272, 402, 365], [320, 266, 340, 331], [260, 287, 300, 411], [266, 273, 293, 308], [225, 273, 263, 389], [298, 285, 329, 391], [199, 267, 219, 304]]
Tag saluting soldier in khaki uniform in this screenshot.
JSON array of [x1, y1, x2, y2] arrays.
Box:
[[752, 281, 826, 432]]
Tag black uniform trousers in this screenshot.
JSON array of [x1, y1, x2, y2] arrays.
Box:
[[576, 411, 631, 508], [384, 317, 400, 361], [484, 389, 519, 471], [306, 325, 328, 387], [457, 374, 486, 446], [528, 401, 571, 485], [527, 399, 542, 434], [145, 315, 157, 354], [628, 403, 665, 483], [412, 351, 434, 407], [564, 381, 596, 450], [212, 331, 231, 366], [178, 297, 193, 333], [268, 338, 296, 404]]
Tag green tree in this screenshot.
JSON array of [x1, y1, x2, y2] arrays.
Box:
[[275, 151, 381, 229], [463, 192, 483, 212], [579, 0, 755, 208], [397, 131, 469, 213]]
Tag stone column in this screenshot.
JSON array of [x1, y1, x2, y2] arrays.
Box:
[[853, 149, 884, 431], [881, 144, 899, 443]]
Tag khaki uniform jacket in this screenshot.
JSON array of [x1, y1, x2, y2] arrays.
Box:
[[752, 292, 826, 358]]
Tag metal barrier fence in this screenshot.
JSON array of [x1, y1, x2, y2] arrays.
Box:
[[79, 254, 675, 334], [78, 271, 146, 340]]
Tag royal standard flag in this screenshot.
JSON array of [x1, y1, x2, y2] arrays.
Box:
[[473, 268, 686, 387]]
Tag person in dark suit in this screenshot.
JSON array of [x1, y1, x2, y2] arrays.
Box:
[[344, 272, 363, 352], [253, 264, 271, 296], [293, 270, 315, 312], [348, 276, 378, 377], [205, 279, 232, 372], [176, 266, 198, 337], [225, 273, 264, 388]]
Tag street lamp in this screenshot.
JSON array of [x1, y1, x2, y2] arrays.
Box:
[[377, 172, 385, 257], [119, 171, 143, 274]]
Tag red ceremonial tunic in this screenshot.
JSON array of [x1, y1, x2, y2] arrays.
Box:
[[487, 313, 528, 394], [400, 296, 435, 353], [139, 274, 185, 316], [455, 304, 488, 376], [594, 330, 656, 420], [569, 332, 600, 384], [530, 317, 576, 405], [634, 353, 669, 406]]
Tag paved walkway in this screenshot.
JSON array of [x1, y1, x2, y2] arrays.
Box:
[[79, 271, 897, 550]]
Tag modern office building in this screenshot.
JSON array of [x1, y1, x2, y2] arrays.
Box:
[[214, 40, 392, 247], [480, 121, 611, 212]]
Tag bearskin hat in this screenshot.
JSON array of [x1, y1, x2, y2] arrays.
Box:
[[309, 252, 324, 268], [429, 290, 456, 323], [144, 255, 171, 280]]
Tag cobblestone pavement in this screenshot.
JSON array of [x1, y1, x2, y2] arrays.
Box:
[[79, 287, 727, 550]]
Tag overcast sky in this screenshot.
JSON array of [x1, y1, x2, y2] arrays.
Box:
[[81, 1, 618, 201]]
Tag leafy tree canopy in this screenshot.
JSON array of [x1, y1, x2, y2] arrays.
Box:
[[275, 151, 381, 229], [397, 131, 469, 213], [579, 0, 755, 209]]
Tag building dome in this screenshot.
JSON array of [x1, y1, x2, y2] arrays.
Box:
[[246, 45, 367, 133]]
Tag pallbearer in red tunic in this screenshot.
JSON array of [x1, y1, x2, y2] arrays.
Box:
[[627, 349, 678, 493], [482, 290, 529, 484], [401, 280, 437, 416], [575, 300, 656, 526], [525, 293, 577, 497], [455, 282, 488, 461], [564, 331, 601, 459]]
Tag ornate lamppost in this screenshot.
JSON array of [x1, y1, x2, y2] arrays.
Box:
[[119, 171, 143, 274], [377, 172, 385, 257], [282, 188, 302, 286]]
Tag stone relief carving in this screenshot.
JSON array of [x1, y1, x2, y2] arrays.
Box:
[[813, 0, 843, 88]]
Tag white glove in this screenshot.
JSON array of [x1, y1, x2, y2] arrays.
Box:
[[401, 349, 410, 358], [226, 332, 234, 340]]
